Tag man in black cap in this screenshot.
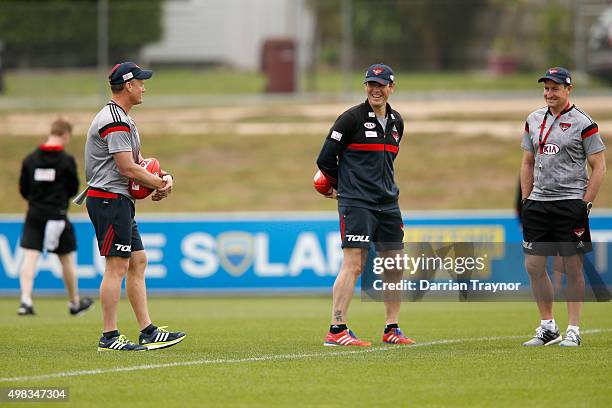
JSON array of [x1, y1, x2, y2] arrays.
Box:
[[82, 61, 186, 351], [316, 63, 415, 346], [520, 67, 606, 347]]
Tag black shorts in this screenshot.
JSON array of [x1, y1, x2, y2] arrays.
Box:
[[339, 206, 404, 251], [86, 189, 144, 258], [521, 199, 592, 256], [20, 210, 76, 255]]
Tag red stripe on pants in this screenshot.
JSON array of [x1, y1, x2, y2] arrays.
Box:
[[101, 226, 114, 256]]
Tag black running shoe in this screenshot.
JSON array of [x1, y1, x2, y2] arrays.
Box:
[[70, 297, 94, 316], [523, 326, 562, 346], [17, 303, 35, 316], [98, 334, 147, 351], [139, 326, 186, 350]]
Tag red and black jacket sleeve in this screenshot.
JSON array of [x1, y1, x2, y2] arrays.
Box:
[[316, 110, 356, 189]]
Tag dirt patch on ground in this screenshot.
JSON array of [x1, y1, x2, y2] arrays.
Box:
[[2, 96, 611, 139]]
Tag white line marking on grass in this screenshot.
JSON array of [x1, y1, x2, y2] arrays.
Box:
[[2, 328, 610, 383]]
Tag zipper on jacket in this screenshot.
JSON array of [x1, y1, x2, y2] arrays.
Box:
[[375, 117, 384, 208]]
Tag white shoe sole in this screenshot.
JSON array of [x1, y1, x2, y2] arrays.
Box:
[[97, 347, 147, 352], [143, 334, 187, 350], [522, 335, 562, 346], [544, 336, 563, 346]]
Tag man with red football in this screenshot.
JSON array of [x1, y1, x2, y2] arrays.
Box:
[[83, 61, 186, 351], [316, 63, 414, 346]]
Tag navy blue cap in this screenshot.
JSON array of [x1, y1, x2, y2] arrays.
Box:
[[538, 67, 571, 85], [108, 62, 153, 85], [364, 63, 394, 85]]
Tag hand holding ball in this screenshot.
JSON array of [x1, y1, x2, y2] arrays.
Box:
[[129, 158, 161, 199]]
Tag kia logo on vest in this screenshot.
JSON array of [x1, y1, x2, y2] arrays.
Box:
[[364, 122, 376, 129], [542, 143, 560, 155]]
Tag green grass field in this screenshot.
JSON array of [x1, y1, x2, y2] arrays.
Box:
[[2, 131, 611, 214], [3, 69, 608, 101], [1, 69, 265, 99], [0, 132, 521, 213], [0, 297, 610, 407], [2, 131, 611, 215]]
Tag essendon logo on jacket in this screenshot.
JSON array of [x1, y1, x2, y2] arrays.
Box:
[[541, 143, 560, 155], [559, 122, 571, 131]]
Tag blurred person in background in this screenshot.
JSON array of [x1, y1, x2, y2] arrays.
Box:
[[520, 67, 606, 347], [17, 117, 93, 316], [316, 63, 414, 347]]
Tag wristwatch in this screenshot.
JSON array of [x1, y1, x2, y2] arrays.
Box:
[[584, 201, 593, 213]]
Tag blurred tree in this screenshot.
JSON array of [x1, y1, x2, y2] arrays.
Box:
[[308, 0, 486, 71], [487, 0, 573, 72], [487, 0, 525, 74], [0, 0, 162, 68], [537, 1, 572, 67]]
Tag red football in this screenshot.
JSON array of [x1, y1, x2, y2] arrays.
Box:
[[129, 158, 161, 199], [313, 170, 333, 195]]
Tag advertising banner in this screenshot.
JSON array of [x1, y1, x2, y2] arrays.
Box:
[[1, 212, 611, 294]]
